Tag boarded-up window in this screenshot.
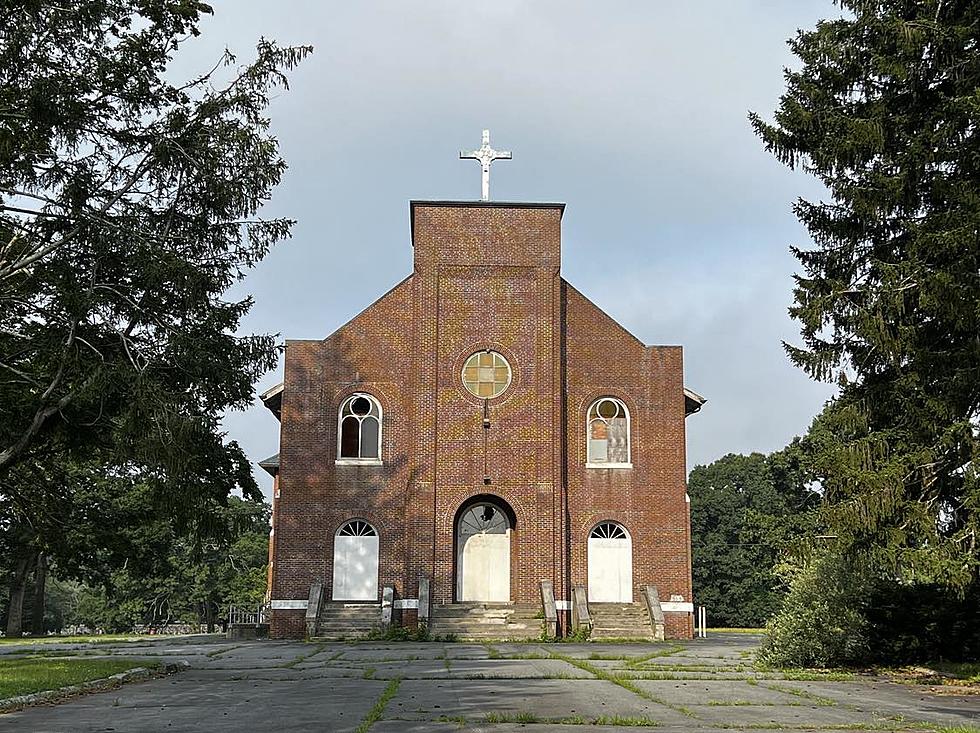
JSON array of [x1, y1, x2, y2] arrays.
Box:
[[587, 398, 630, 465]]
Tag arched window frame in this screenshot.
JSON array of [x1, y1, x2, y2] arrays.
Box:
[[590, 520, 630, 540], [336, 519, 378, 537], [335, 392, 383, 466], [585, 396, 632, 469]]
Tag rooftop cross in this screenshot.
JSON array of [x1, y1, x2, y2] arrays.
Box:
[[459, 129, 511, 201]]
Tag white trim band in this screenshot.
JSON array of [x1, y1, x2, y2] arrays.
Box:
[[270, 600, 309, 610], [661, 602, 694, 613], [393, 599, 419, 610], [555, 600, 571, 611]]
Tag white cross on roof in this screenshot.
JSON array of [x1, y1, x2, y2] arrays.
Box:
[[459, 129, 512, 201]]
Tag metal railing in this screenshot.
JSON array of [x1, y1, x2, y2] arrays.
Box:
[[228, 603, 268, 626]]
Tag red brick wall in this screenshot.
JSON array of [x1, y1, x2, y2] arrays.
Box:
[[564, 284, 693, 628], [268, 201, 693, 639]]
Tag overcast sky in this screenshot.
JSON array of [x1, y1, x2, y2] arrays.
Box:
[[175, 1, 840, 500]]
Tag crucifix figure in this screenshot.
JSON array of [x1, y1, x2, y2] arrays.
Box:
[[459, 129, 511, 201]]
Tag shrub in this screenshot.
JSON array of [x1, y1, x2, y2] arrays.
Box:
[[759, 552, 871, 668]]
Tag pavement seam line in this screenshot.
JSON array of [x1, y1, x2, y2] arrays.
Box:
[[354, 677, 400, 733], [549, 651, 698, 719]]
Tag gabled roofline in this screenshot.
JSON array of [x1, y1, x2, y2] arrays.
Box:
[[410, 200, 565, 246]]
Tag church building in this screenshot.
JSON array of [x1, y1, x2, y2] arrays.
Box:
[[260, 134, 704, 640]]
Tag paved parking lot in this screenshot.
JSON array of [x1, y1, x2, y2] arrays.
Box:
[[0, 633, 977, 732]]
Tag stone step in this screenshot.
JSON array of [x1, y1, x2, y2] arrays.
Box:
[[589, 602, 655, 640], [429, 603, 544, 640], [313, 603, 380, 637]]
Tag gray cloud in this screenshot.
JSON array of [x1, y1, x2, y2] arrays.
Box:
[[196, 1, 840, 498]]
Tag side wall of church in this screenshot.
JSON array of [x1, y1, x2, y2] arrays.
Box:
[[563, 283, 694, 639], [269, 277, 416, 638]]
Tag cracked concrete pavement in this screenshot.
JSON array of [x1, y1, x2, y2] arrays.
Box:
[[0, 633, 977, 732]]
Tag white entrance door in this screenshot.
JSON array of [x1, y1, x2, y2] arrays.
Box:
[[457, 503, 510, 602], [332, 520, 379, 601], [588, 522, 632, 602]]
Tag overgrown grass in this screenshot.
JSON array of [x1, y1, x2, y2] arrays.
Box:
[[708, 628, 765, 634], [0, 656, 156, 699]]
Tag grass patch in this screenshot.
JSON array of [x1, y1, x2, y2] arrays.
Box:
[[707, 700, 771, 706], [0, 634, 183, 646], [354, 677, 400, 733], [0, 656, 156, 699], [624, 644, 685, 667], [484, 711, 540, 723], [592, 715, 660, 726], [484, 712, 659, 726], [758, 681, 837, 706], [435, 715, 467, 726], [279, 642, 326, 668], [776, 669, 855, 681], [708, 628, 765, 634], [205, 644, 243, 658]]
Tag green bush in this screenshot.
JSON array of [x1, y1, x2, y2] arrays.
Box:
[[759, 552, 871, 668], [761, 548, 980, 668]]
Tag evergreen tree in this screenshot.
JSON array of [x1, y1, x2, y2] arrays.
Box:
[[750, 1, 980, 589]]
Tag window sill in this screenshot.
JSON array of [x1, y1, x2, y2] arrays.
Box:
[[586, 462, 633, 470], [335, 459, 383, 466]]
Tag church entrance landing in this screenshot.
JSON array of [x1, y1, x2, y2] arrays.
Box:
[[454, 497, 514, 603]]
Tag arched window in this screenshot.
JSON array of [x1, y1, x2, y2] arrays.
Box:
[[587, 397, 631, 467], [337, 393, 382, 463], [337, 519, 377, 537], [590, 521, 629, 540]]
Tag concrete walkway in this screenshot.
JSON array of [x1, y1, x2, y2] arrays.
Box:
[[0, 633, 977, 732]]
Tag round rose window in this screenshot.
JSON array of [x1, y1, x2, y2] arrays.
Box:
[[461, 350, 511, 398]]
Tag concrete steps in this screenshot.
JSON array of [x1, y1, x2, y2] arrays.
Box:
[[310, 602, 380, 640], [589, 602, 656, 640], [430, 602, 543, 640]]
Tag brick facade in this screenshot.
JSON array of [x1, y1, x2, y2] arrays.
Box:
[[264, 201, 699, 639]]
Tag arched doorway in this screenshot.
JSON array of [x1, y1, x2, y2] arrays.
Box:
[[332, 520, 379, 601], [455, 499, 512, 602], [588, 521, 632, 602]]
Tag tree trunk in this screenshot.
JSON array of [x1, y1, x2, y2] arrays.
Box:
[[30, 553, 47, 635], [5, 552, 36, 638], [205, 598, 216, 633]]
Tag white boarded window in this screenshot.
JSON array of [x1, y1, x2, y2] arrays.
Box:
[[587, 397, 631, 468]]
